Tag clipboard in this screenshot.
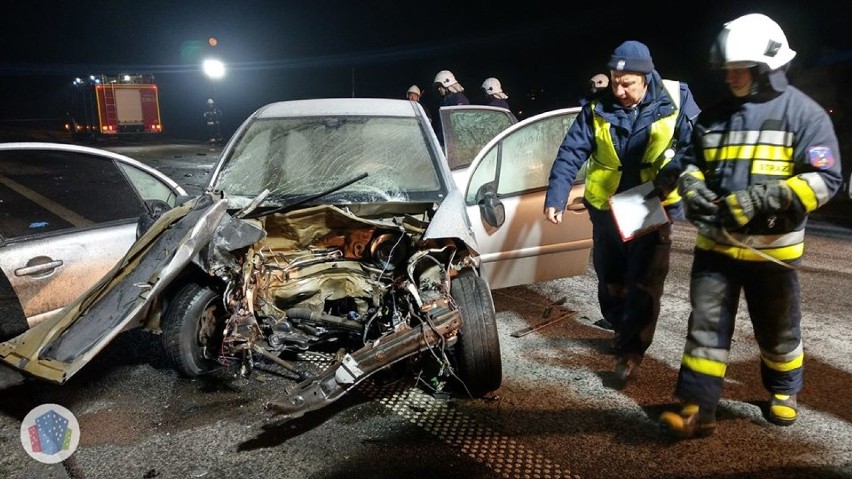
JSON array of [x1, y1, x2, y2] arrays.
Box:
[[608, 181, 670, 241]]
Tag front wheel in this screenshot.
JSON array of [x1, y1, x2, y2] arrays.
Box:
[[161, 283, 225, 377], [450, 271, 502, 397]]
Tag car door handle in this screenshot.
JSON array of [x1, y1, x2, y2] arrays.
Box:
[[15, 259, 64, 277]]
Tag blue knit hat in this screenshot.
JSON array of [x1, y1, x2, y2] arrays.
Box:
[[607, 41, 655, 73]]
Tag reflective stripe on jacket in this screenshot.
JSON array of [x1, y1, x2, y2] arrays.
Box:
[[584, 80, 681, 209]]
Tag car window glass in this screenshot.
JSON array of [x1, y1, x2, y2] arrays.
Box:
[[465, 148, 498, 204], [464, 112, 578, 205], [219, 125, 275, 195], [445, 109, 515, 170], [496, 113, 578, 196], [118, 163, 178, 206], [0, 150, 144, 240], [214, 116, 443, 207]]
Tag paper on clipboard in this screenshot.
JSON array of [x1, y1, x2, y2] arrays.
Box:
[[608, 181, 669, 242]]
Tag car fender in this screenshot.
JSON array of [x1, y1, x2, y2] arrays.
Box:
[[423, 188, 480, 257]]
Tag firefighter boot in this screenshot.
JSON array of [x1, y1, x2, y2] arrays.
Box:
[[768, 393, 798, 426], [659, 403, 717, 439]]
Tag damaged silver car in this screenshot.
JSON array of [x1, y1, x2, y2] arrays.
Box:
[[1, 99, 592, 421], [0, 99, 506, 420]]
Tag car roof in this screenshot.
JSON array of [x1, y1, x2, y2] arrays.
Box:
[[254, 98, 419, 119]]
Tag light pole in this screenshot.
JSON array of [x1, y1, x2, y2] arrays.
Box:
[[202, 58, 226, 144]]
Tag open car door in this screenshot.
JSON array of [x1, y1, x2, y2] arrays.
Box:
[[0, 195, 236, 383], [439, 105, 517, 189], [453, 108, 592, 290]]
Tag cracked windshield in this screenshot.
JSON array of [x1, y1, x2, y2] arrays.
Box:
[[213, 116, 442, 208]]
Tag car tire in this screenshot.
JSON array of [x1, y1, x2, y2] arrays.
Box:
[[161, 283, 224, 377], [450, 270, 502, 397], [0, 272, 28, 341]]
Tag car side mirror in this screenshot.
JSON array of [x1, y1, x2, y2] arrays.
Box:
[[476, 182, 505, 228]]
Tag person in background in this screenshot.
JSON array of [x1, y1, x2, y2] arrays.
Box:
[[580, 73, 610, 106], [203, 98, 223, 145], [406, 84, 422, 102], [589, 73, 609, 94], [660, 13, 842, 439], [406, 84, 432, 123], [481, 77, 510, 109], [432, 70, 469, 144], [434, 70, 470, 107], [543, 40, 700, 388]]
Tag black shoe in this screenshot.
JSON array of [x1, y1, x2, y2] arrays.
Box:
[[593, 318, 614, 331], [614, 354, 641, 388]]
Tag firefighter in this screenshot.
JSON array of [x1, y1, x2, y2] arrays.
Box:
[[406, 84, 422, 102], [433, 70, 470, 107], [432, 70, 470, 144], [204, 98, 222, 144], [481, 77, 510, 109], [580, 73, 610, 107], [589, 73, 609, 94], [543, 40, 700, 388], [660, 13, 843, 439]]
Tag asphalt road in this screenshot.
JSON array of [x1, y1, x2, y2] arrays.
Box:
[[0, 140, 850, 479]]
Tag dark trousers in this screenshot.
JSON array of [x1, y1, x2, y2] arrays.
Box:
[[675, 249, 803, 410], [588, 205, 672, 356]]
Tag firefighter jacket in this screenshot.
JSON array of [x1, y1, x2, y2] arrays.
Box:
[[545, 71, 700, 212], [486, 97, 510, 110], [440, 91, 470, 107], [685, 85, 843, 262]]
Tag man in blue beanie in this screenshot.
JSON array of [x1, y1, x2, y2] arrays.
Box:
[[544, 40, 700, 387]]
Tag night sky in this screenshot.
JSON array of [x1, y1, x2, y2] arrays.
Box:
[[0, 0, 847, 141]]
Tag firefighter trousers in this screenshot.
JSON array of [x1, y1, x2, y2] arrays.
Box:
[[588, 205, 672, 356], [674, 249, 804, 410]]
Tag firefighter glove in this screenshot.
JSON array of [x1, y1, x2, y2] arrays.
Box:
[[678, 171, 719, 222], [722, 181, 793, 228]]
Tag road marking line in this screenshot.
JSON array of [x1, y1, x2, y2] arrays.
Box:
[[0, 174, 94, 227]]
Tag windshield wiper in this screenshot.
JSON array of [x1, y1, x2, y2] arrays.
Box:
[[241, 172, 369, 219]]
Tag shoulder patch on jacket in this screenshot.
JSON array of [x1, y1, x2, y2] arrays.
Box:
[[808, 146, 836, 169]]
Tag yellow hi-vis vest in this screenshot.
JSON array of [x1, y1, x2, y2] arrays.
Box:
[[583, 79, 682, 209]]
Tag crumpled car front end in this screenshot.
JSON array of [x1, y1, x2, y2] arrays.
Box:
[[0, 98, 503, 423]]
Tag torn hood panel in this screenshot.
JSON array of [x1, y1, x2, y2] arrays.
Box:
[[0, 194, 233, 383]]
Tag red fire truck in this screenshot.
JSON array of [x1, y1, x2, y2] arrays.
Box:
[[66, 73, 163, 140]]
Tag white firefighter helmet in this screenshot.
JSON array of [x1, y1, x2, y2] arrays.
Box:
[[207, 98, 215, 105], [434, 70, 458, 87], [434, 70, 464, 93], [481, 77, 509, 99], [710, 13, 796, 71], [406, 85, 421, 96], [589, 73, 609, 91]]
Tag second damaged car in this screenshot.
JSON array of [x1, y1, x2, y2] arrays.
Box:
[[0, 99, 505, 420]]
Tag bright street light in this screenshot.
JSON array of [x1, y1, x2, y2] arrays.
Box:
[[202, 58, 226, 80]]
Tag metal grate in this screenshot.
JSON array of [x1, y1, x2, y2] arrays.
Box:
[[362, 381, 578, 479]]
